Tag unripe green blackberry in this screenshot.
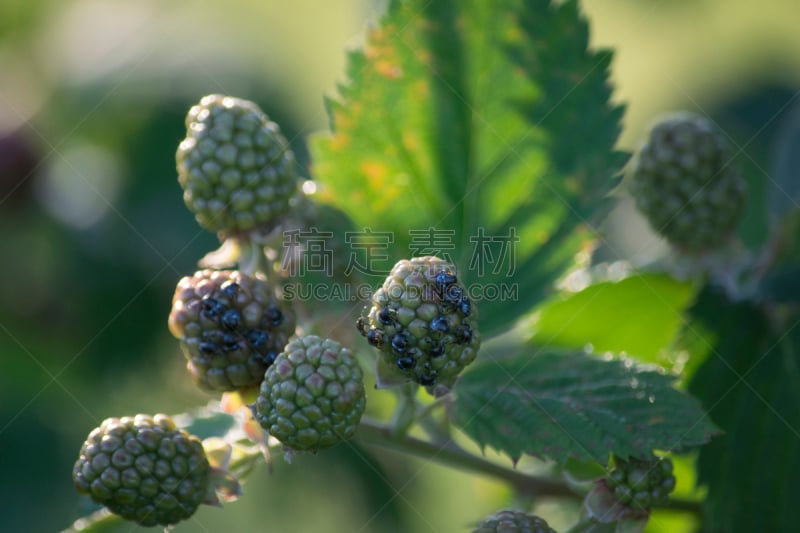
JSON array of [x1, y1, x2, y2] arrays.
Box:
[[473, 510, 556, 533], [357, 256, 480, 394], [169, 269, 296, 392], [630, 113, 746, 251], [254, 335, 366, 451], [605, 455, 676, 510], [72, 414, 210, 527], [176, 94, 298, 236]]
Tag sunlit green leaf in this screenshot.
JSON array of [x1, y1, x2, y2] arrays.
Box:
[[311, 0, 627, 336], [531, 274, 697, 363]]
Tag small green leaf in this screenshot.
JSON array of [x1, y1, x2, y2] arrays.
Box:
[[451, 349, 719, 465], [531, 274, 697, 363], [178, 411, 236, 440], [311, 0, 626, 336], [563, 457, 606, 483], [563, 457, 607, 493]]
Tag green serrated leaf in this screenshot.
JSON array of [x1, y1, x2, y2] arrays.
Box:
[[531, 274, 697, 363], [311, 0, 627, 336], [687, 287, 800, 532], [451, 350, 719, 465]]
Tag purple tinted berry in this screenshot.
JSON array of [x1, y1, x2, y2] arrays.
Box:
[[391, 333, 408, 353], [220, 281, 240, 299], [378, 306, 394, 325], [169, 269, 296, 392], [435, 271, 457, 291], [396, 356, 416, 370], [430, 316, 449, 333], [201, 297, 225, 319], [265, 305, 283, 326], [366, 329, 384, 348], [221, 309, 241, 330], [199, 341, 219, 354], [418, 373, 437, 386]]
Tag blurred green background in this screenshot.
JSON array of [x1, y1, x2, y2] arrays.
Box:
[[0, 1, 798, 531]]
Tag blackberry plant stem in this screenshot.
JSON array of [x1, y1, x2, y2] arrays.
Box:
[[239, 239, 271, 277], [356, 417, 573, 498], [355, 417, 704, 515]]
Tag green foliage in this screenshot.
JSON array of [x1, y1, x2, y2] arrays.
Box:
[[531, 274, 696, 363], [759, 211, 800, 303], [767, 102, 800, 221], [311, 0, 627, 336], [451, 350, 719, 465], [45, 0, 785, 531], [687, 287, 800, 532], [180, 412, 236, 440]]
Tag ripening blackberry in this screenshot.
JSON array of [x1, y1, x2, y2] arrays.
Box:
[[357, 256, 480, 394], [169, 269, 296, 392], [605, 455, 676, 511], [629, 112, 746, 251], [254, 335, 366, 451], [473, 509, 556, 533], [176, 94, 298, 236], [73, 414, 210, 527]]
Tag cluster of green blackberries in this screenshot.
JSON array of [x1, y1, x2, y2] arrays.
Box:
[[73, 95, 485, 528], [73, 96, 370, 527], [357, 256, 480, 394], [605, 455, 676, 511]]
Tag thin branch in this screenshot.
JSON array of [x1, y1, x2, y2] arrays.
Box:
[[355, 417, 704, 516], [355, 417, 573, 498]]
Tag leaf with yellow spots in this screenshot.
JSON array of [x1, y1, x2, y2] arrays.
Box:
[[311, 0, 627, 336]]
